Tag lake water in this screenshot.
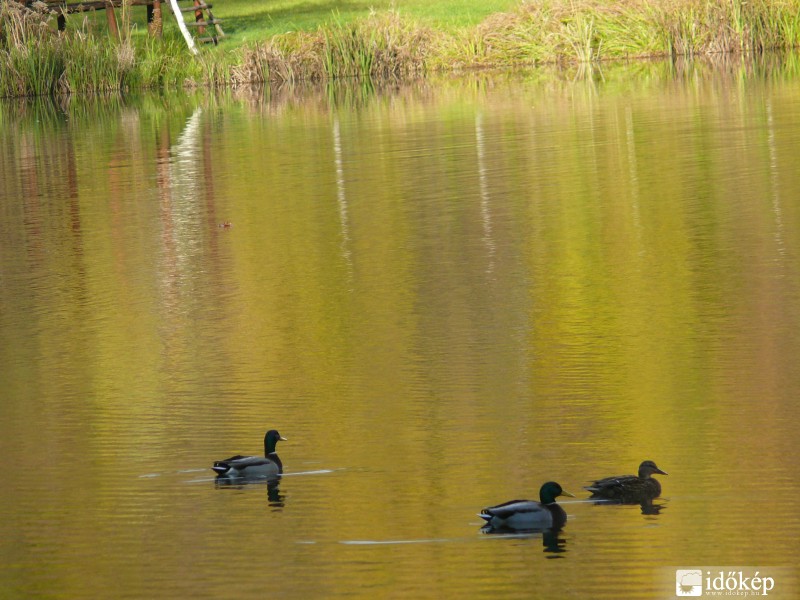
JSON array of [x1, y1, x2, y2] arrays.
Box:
[[1, 57, 799, 599]]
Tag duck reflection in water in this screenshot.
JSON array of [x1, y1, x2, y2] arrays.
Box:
[[480, 524, 568, 556], [542, 528, 567, 555], [266, 478, 284, 507], [639, 498, 665, 515], [585, 495, 666, 515], [214, 476, 285, 508]]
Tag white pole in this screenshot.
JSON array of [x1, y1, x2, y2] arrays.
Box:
[[167, 0, 199, 55]]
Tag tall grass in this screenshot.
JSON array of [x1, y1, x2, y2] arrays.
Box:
[[3, 0, 800, 97], [1, 1, 65, 96], [231, 10, 430, 84], [444, 0, 800, 67], [1, 1, 211, 96], [321, 11, 430, 79]]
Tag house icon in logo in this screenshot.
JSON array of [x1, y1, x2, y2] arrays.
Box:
[[675, 570, 703, 596]]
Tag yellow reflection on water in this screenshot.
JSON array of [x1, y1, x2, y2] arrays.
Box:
[[1, 58, 799, 598]]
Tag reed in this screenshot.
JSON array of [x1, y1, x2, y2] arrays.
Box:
[[1, 1, 215, 96], [131, 34, 207, 89], [320, 11, 430, 79], [232, 11, 430, 84], [1, 1, 63, 96], [231, 37, 320, 85], [58, 29, 131, 93], [437, 5, 557, 68]]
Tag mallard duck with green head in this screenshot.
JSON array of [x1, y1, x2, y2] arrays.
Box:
[[585, 460, 667, 502], [479, 481, 575, 530], [212, 429, 287, 479]]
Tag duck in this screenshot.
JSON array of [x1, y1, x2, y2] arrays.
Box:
[[212, 429, 287, 479], [479, 481, 575, 530], [585, 460, 667, 502]]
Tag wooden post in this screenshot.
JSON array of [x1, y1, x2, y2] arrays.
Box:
[[193, 0, 206, 37], [147, 0, 163, 37], [105, 1, 120, 40]]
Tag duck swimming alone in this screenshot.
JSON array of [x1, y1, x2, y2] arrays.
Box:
[[585, 460, 667, 502], [212, 429, 287, 479], [479, 481, 575, 530]]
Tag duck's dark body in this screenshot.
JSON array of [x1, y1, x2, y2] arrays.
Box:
[[480, 499, 568, 530], [479, 481, 573, 531], [212, 452, 283, 478], [585, 460, 667, 502]]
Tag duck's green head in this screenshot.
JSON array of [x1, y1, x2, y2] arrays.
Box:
[[264, 429, 287, 453], [638, 460, 668, 479], [539, 481, 575, 504]]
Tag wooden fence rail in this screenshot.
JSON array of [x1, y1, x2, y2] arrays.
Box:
[[21, 0, 223, 47]]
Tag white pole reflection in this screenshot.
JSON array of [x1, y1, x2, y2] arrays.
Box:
[[333, 116, 354, 281], [625, 105, 643, 246], [765, 99, 786, 260], [475, 112, 495, 274], [172, 107, 204, 170]]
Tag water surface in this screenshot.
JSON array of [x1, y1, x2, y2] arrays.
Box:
[[1, 58, 799, 598]]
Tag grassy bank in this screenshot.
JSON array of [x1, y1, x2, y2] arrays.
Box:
[[3, 0, 800, 97]]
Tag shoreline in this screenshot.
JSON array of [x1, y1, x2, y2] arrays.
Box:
[[2, 0, 800, 98]]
